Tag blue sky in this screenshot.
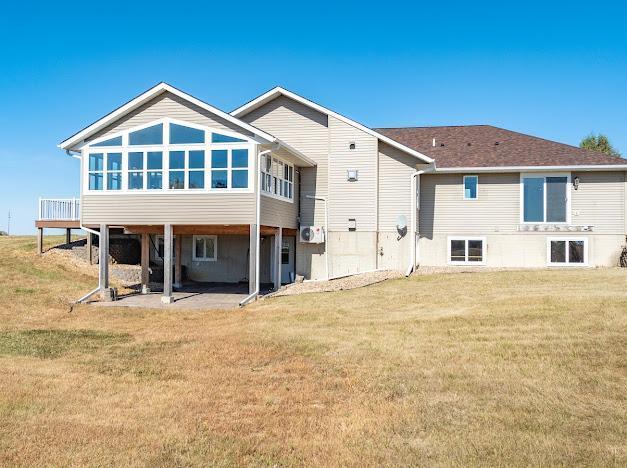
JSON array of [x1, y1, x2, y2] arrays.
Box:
[[1, 0, 626, 234]]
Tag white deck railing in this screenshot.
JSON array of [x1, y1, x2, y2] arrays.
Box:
[[38, 198, 80, 221]]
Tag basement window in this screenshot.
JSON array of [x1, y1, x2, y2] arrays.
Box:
[[547, 237, 587, 266], [193, 235, 217, 261], [448, 237, 486, 265]]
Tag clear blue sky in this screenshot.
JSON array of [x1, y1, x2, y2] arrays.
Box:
[[1, 0, 626, 234]]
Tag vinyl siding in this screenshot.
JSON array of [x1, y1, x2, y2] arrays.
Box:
[[260, 174, 299, 229], [241, 95, 329, 225], [87, 91, 254, 142], [328, 116, 377, 231], [82, 193, 255, 225], [572, 171, 625, 234], [419, 173, 520, 236], [378, 142, 418, 231]]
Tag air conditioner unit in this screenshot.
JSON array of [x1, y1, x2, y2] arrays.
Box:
[[299, 226, 325, 244]]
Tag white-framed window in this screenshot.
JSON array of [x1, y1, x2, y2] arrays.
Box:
[[520, 173, 570, 224], [82, 118, 252, 194], [463, 175, 478, 200], [192, 235, 217, 261], [88, 152, 123, 191], [447, 236, 486, 265], [547, 237, 588, 266], [261, 154, 294, 201]]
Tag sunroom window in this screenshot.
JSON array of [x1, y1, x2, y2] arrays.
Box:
[[522, 175, 568, 223], [168, 150, 205, 189], [91, 136, 122, 147], [212, 132, 245, 143], [128, 151, 163, 190], [88, 152, 122, 191], [210, 149, 248, 189], [261, 154, 293, 200], [170, 123, 205, 144], [129, 123, 163, 145]]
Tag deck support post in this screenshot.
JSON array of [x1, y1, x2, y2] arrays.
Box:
[[249, 223, 258, 295], [273, 228, 282, 291], [65, 228, 71, 245], [99, 224, 115, 301], [141, 233, 150, 294], [87, 232, 93, 264], [37, 228, 43, 255], [161, 224, 174, 304], [174, 234, 182, 289]]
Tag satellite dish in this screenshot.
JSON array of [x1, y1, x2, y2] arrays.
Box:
[[396, 215, 407, 231]]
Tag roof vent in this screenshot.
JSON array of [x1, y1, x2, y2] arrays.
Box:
[[467, 142, 472, 146], [494, 141, 500, 146], [440, 143, 445, 147]]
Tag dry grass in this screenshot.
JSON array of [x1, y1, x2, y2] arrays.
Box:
[[0, 235, 625, 466]]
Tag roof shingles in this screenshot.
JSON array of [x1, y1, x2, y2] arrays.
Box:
[[375, 125, 624, 168]]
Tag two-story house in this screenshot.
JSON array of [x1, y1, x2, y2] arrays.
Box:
[[38, 83, 627, 304]]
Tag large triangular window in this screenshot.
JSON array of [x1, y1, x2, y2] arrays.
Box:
[[212, 132, 246, 143], [169, 123, 205, 144], [91, 136, 122, 147]]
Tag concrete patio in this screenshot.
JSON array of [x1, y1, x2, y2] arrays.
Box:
[[92, 283, 272, 310]]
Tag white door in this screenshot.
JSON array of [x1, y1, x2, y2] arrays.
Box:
[[281, 237, 295, 283]]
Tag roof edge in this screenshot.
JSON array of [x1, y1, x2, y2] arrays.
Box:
[[232, 87, 434, 164]]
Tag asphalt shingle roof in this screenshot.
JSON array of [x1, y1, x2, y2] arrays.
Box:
[[375, 125, 624, 168]]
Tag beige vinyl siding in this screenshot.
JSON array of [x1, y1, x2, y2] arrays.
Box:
[[87, 91, 254, 142], [260, 172, 299, 229], [81, 193, 255, 225], [419, 173, 520, 236], [241, 95, 329, 225], [378, 142, 418, 231], [328, 116, 377, 231], [572, 171, 625, 234]]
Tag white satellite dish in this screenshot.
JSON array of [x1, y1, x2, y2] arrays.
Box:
[[396, 215, 407, 231]]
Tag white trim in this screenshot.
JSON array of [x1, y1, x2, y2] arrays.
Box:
[[446, 236, 487, 266], [436, 165, 627, 173], [260, 153, 294, 203], [546, 237, 588, 267], [59, 82, 276, 150], [192, 235, 218, 262], [463, 175, 478, 200], [231, 86, 434, 164], [519, 172, 571, 225]]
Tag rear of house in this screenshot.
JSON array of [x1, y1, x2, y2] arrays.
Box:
[[37, 83, 627, 304]]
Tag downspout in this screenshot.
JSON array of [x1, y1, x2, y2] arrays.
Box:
[[240, 144, 280, 306], [66, 149, 103, 303], [405, 166, 434, 277]]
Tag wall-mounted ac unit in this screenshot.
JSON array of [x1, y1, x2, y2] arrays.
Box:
[[299, 226, 325, 244]]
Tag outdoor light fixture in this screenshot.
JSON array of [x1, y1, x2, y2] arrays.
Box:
[[573, 176, 580, 190]]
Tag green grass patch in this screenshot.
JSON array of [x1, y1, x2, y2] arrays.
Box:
[[0, 329, 131, 359]]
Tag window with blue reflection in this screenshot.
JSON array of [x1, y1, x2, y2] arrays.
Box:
[[212, 133, 246, 143], [188, 171, 204, 189], [107, 153, 122, 171], [211, 150, 228, 168], [211, 170, 228, 188], [89, 173, 103, 190], [464, 175, 477, 200], [232, 170, 248, 188], [169, 151, 185, 170], [91, 136, 122, 147], [129, 152, 144, 170], [148, 172, 162, 190], [107, 173, 122, 190], [129, 172, 143, 190], [169, 171, 185, 189], [147, 151, 162, 170], [523, 177, 544, 222], [89, 153, 103, 171], [170, 123, 205, 144], [129, 123, 163, 145], [189, 150, 205, 169], [232, 149, 248, 168]]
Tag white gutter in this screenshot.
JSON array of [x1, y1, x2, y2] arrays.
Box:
[[306, 195, 329, 280], [239, 146, 279, 306], [435, 164, 627, 173], [405, 167, 434, 277]]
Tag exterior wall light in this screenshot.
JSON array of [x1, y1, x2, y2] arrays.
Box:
[[347, 169, 358, 181], [573, 176, 580, 190]]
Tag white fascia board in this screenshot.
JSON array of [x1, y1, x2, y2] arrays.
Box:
[[231, 87, 434, 164], [59, 82, 277, 150], [435, 165, 627, 173]]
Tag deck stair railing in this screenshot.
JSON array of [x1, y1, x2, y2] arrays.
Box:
[[38, 198, 80, 221]]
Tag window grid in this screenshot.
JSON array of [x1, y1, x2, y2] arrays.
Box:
[[261, 154, 294, 200], [447, 237, 486, 265]]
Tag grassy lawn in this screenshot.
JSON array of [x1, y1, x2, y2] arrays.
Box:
[[0, 235, 625, 466]]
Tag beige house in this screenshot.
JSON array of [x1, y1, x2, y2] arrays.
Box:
[[37, 83, 627, 304]]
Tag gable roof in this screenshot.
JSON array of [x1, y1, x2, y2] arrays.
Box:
[[59, 82, 278, 150], [375, 125, 627, 170], [231, 87, 434, 164]]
